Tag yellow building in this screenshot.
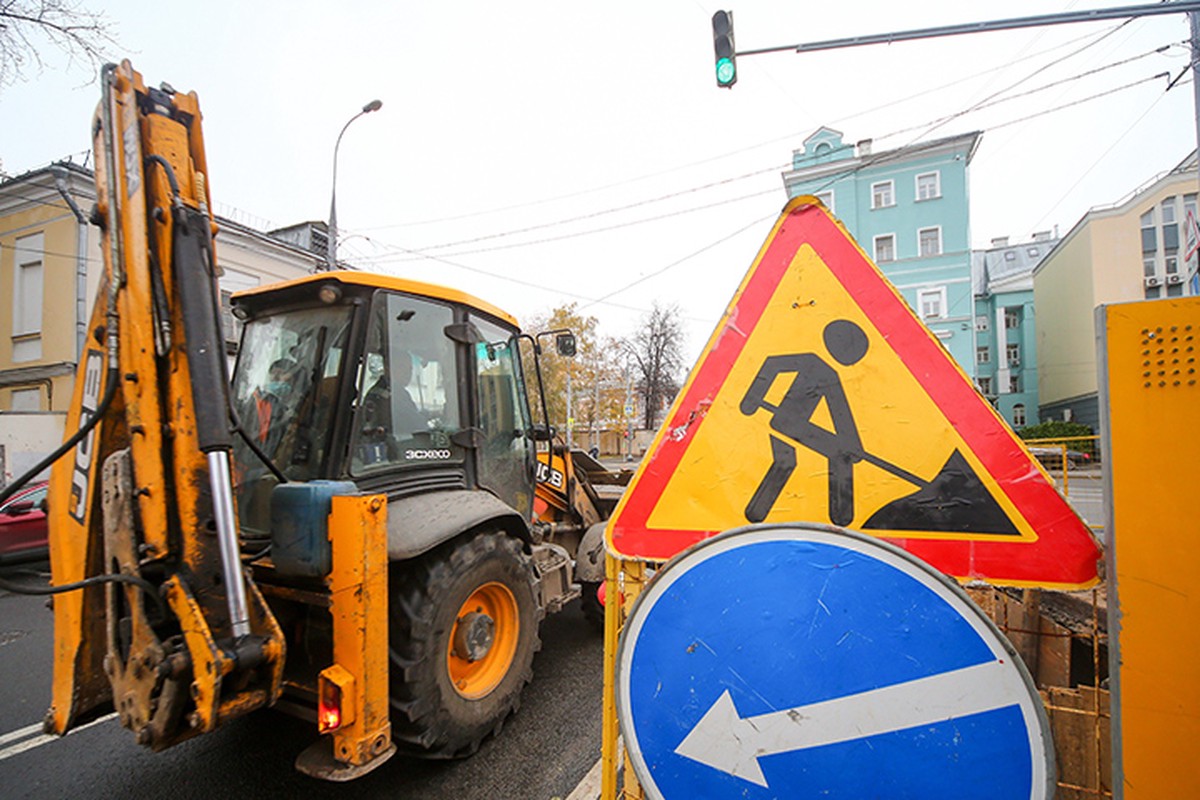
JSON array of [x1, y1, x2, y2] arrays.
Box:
[[0, 161, 323, 484], [1033, 153, 1198, 431]]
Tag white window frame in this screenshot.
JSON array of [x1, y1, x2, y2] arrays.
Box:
[[1006, 343, 1020, 366], [1005, 309, 1019, 329], [976, 346, 990, 364], [871, 180, 895, 210], [917, 286, 947, 320], [974, 315, 989, 332], [873, 233, 896, 263], [13, 233, 45, 337], [814, 190, 834, 213], [1012, 403, 1027, 427], [915, 171, 941, 201], [1008, 374, 1021, 393], [977, 376, 993, 396], [917, 226, 942, 257]]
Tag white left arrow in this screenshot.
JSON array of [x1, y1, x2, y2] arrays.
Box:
[[673, 659, 1027, 788]]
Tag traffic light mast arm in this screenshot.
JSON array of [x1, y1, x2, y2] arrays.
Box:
[[732, 1, 1200, 58]]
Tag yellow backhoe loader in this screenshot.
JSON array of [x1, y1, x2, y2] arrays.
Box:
[[29, 61, 624, 781]]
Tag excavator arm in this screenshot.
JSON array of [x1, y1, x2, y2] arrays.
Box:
[[46, 61, 285, 746]]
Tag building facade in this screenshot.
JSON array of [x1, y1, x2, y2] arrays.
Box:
[[1033, 153, 1198, 432], [0, 162, 323, 484], [782, 128, 982, 377], [972, 233, 1058, 430]]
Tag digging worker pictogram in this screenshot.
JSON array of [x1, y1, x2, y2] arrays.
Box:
[[739, 319, 869, 525]]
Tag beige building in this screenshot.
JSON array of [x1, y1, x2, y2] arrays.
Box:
[[1033, 153, 1198, 431], [0, 161, 323, 484]]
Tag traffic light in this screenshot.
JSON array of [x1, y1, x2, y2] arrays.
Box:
[[712, 10, 737, 88]]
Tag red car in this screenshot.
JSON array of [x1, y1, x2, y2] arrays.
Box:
[[0, 480, 49, 564]]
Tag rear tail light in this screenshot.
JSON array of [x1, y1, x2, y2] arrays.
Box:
[[317, 664, 356, 734]]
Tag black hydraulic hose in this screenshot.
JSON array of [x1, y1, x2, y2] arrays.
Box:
[[0, 363, 119, 509], [144, 154, 182, 200], [0, 570, 168, 620]]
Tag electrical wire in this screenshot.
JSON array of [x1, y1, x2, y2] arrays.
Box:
[[1029, 81, 1176, 233], [363, 21, 1129, 232], [577, 213, 776, 311], [355, 41, 1177, 270], [390, 162, 790, 254], [360, 186, 779, 265]]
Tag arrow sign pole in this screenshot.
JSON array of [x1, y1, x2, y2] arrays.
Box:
[[674, 659, 1027, 788]]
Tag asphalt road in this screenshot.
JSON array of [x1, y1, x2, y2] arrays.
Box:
[[0, 569, 605, 800]]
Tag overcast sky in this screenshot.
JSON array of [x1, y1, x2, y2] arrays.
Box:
[[2, 1, 1196, 363]]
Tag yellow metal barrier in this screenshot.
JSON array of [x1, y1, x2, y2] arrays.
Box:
[[1023, 435, 1104, 536]]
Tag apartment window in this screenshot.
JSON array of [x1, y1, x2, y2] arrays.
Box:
[[1162, 197, 1177, 224], [871, 180, 894, 209], [1163, 197, 1180, 251], [974, 315, 989, 332], [1008, 375, 1021, 393], [917, 287, 946, 320], [814, 191, 834, 213], [1166, 255, 1179, 275], [1012, 403, 1027, 427], [1144, 257, 1158, 278], [11, 233, 44, 364], [978, 376, 993, 396], [977, 346, 991, 364], [874, 234, 896, 263], [1027, 247, 1039, 258], [10, 388, 41, 412], [1006, 343, 1021, 367], [1005, 251, 1016, 261], [915, 171, 940, 201], [1141, 210, 1157, 253], [1005, 309, 1019, 329], [918, 227, 942, 257], [13, 233, 44, 337], [1185, 193, 1197, 223]]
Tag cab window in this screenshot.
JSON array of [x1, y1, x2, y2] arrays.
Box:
[[351, 293, 463, 473], [473, 318, 533, 518]]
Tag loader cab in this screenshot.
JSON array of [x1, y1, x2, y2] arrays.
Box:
[[229, 274, 536, 539]]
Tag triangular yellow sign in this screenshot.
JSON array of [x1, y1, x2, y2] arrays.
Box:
[[607, 198, 1100, 588]]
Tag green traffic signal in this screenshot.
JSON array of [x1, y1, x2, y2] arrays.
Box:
[[716, 57, 736, 86], [712, 10, 737, 88]]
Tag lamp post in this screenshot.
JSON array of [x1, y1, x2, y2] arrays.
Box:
[[326, 99, 382, 270]]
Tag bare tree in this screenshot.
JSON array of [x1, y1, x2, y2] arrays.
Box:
[[1, 1, 120, 90], [625, 302, 685, 431]]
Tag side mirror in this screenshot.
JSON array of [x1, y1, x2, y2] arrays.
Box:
[[3, 501, 34, 516], [529, 424, 556, 442], [555, 332, 577, 358]]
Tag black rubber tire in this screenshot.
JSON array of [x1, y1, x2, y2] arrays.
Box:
[[580, 580, 605, 632], [387, 531, 541, 758]]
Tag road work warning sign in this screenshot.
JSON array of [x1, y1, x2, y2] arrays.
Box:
[[606, 197, 1100, 588]]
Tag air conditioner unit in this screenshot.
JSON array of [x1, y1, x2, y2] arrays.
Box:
[[1144, 276, 1162, 288], [1167, 274, 1184, 285]]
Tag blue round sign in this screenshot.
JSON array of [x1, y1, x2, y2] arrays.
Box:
[[616, 524, 1053, 799]]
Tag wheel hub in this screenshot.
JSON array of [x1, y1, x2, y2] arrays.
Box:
[[447, 580, 521, 699], [453, 611, 495, 662]]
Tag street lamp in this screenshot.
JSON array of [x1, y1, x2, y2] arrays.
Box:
[[326, 99, 382, 270]]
